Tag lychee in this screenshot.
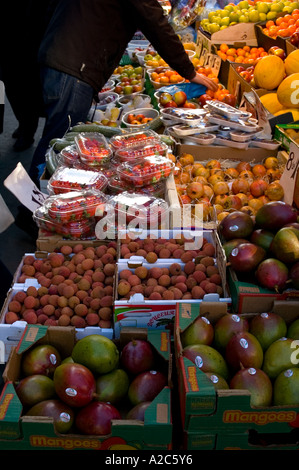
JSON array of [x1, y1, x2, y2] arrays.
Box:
[[184, 261, 195, 275], [5, 312, 19, 324], [148, 292, 162, 300], [191, 286, 205, 299], [158, 274, 171, 287], [169, 263, 181, 276], [134, 266, 148, 280]]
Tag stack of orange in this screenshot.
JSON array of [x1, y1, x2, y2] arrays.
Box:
[[216, 44, 268, 64], [194, 65, 235, 104], [262, 10, 299, 38], [150, 69, 185, 85]]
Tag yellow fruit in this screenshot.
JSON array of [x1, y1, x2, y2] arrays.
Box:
[[274, 108, 299, 120], [260, 92, 284, 114], [277, 73, 299, 108], [284, 49, 299, 76], [253, 55, 285, 90]]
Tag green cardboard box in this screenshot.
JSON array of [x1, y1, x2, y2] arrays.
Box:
[[184, 429, 299, 450], [274, 124, 299, 152], [0, 325, 173, 450], [174, 301, 299, 435], [227, 266, 299, 313]]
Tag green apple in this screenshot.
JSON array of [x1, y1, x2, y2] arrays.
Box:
[[229, 11, 240, 22], [270, 1, 284, 11], [282, 5, 293, 12], [256, 1, 270, 13], [220, 17, 230, 26], [238, 0, 249, 9], [238, 14, 249, 22], [224, 4, 234, 12], [258, 12, 267, 21], [266, 11, 278, 20], [248, 9, 260, 22], [208, 23, 221, 33]]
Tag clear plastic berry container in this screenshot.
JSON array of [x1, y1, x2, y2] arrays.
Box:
[[108, 175, 165, 197], [33, 205, 96, 240], [45, 189, 107, 224], [116, 155, 174, 188], [114, 140, 168, 163], [47, 166, 108, 195], [109, 130, 159, 151], [108, 191, 169, 229], [58, 145, 81, 167], [74, 132, 113, 167]]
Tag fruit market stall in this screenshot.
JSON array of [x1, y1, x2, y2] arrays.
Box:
[[1, 0, 299, 451]]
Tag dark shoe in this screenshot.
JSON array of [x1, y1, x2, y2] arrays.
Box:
[[15, 205, 38, 240], [13, 135, 34, 151]]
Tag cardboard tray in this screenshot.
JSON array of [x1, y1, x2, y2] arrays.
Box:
[[0, 325, 173, 450], [174, 301, 299, 434], [113, 231, 231, 338]]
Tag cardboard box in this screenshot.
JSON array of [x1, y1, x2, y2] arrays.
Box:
[[196, 23, 258, 49], [227, 266, 299, 313], [36, 231, 113, 252], [274, 124, 299, 152], [0, 325, 173, 450], [114, 231, 231, 338], [227, 62, 269, 105], [184, 429, 299, 450], [1, 252, 114, 340], [174, 301, 299, 435], [254, 22, 287, 54], [166, 144, 284, 230]]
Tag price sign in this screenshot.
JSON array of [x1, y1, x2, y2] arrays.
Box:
[[279, 142, 299, 205], [198, 50, 221, 77]]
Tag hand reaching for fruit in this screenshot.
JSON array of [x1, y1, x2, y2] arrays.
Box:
[[191, 72, 219, 92]]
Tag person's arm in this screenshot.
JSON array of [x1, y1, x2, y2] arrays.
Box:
[[128, 0, 218, 91]]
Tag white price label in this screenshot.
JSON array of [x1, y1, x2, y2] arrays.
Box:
[[198, 50, 221, 77], [279, 142, 299, 205]]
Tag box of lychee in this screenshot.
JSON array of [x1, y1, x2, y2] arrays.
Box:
[[0, 242, 118, 342], [0, 325, 173, 450], [174, 300, 299, 438], [114, 230, 231, 338]]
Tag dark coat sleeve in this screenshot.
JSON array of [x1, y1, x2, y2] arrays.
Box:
[[128, 0, 196, 80]]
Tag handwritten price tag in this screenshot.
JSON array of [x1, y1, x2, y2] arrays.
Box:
[[198, 50, 221, 76], [279, 142, 299, 205]]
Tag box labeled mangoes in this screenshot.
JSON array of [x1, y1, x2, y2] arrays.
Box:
[[0, 325, 173, 450], [174, 301, 299, 435]]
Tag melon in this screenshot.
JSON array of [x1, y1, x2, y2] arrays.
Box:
[[284, 49, 299, 76], [253, 55, 285, 90], [260, 92, 284, 114], [277, 73, 299, 108]]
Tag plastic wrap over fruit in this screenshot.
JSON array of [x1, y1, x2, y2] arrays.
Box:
[[169, 0, 206, 30], [158, 82, 207, 99]]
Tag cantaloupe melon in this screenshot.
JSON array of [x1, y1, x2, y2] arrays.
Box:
[[284, 49, 299, 76], [254, 55, 286, 90], [260, 93, 284, 114], [277, 73, 299, 108]]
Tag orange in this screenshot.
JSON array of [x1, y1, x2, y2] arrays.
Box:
[[236, 48, 245, 56], [266, 20, 275, 28], [226, 48, 236, 56], [220, 43, 229, 53]]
